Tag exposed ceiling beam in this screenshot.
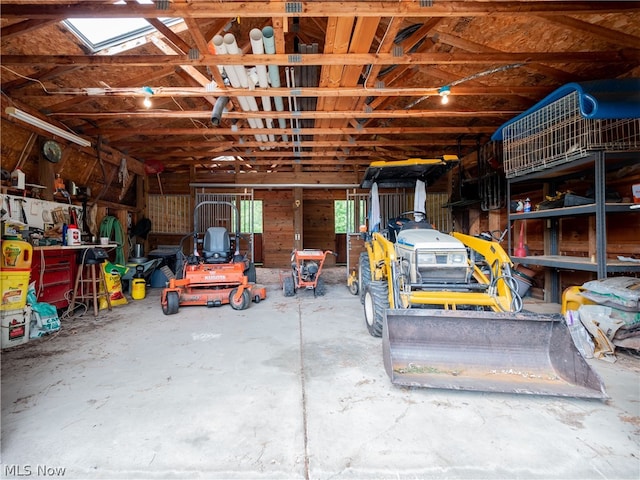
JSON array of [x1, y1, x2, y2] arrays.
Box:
[[16, 85, 553, 99], [92, 126, 496, 136], [123, 138, 481, 149], [9, 68, 177, 132], [146, 18, 192, 53], [147, 148, 470, 159], [364, 16, 409, 89], [166, 156, 454, 166], [51, 109, 519, 120], [3, 2, 638, 19], [4, 51, 638, 66]]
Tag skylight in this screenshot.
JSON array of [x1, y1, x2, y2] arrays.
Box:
[[64, 1, 183, 53]]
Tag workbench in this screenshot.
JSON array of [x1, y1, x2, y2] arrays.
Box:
[[31, 244, 117, 309]]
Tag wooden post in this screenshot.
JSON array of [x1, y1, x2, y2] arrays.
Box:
[[38, 145, 56, 201], [293, 187, 303, 250]]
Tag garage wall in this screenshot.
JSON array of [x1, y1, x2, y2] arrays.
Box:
[[303, 200, 334, 250], [257, 189, 295, 268]]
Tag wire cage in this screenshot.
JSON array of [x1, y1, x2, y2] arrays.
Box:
[[503, 90, 640, 178]]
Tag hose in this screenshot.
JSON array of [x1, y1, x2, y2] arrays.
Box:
[[99, 215, 126, 265], [492, 274, 523, 313]]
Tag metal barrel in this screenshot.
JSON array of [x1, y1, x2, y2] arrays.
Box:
[[382, 309, 607, 399]]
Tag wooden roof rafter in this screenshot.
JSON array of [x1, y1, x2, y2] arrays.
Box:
[[2, 0, 638, 179], [3, 2, 639, 19]]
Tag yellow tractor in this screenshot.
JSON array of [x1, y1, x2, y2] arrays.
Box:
[[357, 157, 606, 398]]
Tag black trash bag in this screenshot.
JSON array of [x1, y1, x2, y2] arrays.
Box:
[[131, 217, 152, 240]]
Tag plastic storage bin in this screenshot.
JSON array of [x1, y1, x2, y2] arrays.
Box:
[[1, 306, 31, 349], [0, 270, 31, 311]]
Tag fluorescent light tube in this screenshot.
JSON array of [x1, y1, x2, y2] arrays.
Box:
[[5, 107, 92, 148]]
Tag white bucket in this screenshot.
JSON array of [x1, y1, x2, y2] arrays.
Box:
[[1, 306, 31, 349]]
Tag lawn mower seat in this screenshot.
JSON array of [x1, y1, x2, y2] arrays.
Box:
[[387, 217, 411, 242], [202, 226, 232, 263]]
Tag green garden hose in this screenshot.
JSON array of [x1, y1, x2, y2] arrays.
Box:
[[99, 215, 126, 265]]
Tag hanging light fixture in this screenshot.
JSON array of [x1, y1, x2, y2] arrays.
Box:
[[5, 107, 91, 147], [141, 86, 154, 109], [438, 85, 451, 105]]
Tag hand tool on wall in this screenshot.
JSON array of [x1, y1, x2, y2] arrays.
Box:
[[15, 198, 28, 225], [4, 196, 11, 219]]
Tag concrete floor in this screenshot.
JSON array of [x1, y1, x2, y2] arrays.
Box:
[[1, 268, 639, 480]]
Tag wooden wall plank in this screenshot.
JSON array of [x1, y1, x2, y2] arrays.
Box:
[[262, 191, 294, 267]]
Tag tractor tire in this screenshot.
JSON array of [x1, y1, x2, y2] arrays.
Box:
[[314, 276, 326, 297], [363, 281, 388, 337], [229, 288, 251, 310], [245, 262, 257, 283], [358, 251, 372, 305], [162, 291, 180, 315], [283, 276, 295, 297]]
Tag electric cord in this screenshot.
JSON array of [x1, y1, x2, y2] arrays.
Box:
[[61, 287, 88, 320]]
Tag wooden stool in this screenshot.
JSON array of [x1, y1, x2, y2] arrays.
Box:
[[69, 255, 112, 317]]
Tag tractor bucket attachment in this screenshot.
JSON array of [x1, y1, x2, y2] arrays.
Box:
[[383, 309, 607, 399]]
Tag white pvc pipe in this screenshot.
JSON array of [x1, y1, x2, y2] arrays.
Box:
[[250, 29, 269, 90], [207, 38, 226, 80], [212, 36, 240, 88], [223, 33, 268, 143], [223, 33, 249, 88], [262, 26, 288, 138], [212, 35, 262, 143], [250, 28, 275, 142]]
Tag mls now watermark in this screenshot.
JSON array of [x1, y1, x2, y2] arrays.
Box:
[[3, 464, 67, 477]]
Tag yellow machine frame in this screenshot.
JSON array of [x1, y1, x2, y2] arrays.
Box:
[[363, 231, 516, 312]]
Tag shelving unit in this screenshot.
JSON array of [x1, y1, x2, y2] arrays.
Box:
[[507, 150, 640, 302]]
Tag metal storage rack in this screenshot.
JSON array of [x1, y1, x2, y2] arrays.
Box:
[[502, 90, 640, 179], [507, 150, 640, 303]]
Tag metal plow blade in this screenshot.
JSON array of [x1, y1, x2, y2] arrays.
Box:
[[383, 309, 607, 399]]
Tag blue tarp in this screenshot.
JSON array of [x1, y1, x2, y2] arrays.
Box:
[[492, 78, 640, 141]]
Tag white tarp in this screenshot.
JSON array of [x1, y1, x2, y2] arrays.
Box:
[[414, 179, 426, 222], [369, 182, 381, 232]]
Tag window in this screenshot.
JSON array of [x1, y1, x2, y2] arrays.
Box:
[[334, 200, 366, 234], [241, 200, 263, 233], [64, 1, 183, 53]]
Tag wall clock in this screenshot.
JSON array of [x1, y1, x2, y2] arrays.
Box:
[[43, 140, 63, 163]]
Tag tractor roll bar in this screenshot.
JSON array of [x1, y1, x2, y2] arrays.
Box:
[[193, 200, 241, 255]]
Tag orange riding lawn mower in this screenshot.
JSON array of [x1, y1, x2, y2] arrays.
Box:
[[161, 201, 266, 315]]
